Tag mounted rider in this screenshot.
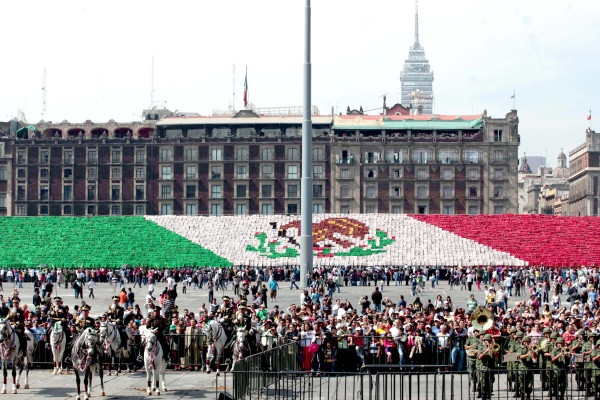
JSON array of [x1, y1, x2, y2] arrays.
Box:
[[145, 305, 168, 359], [75, 305, 95, 334], [216, 296, 235, 344], [7, 297, 29, 356], [107, 295, 128, 349], [49, 296, 69, 332], [234, 304, 258, 353]]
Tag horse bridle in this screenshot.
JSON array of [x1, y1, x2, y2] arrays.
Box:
[[52, 324, 64, 346], [100, 323, 118, 349], [205, 322, 224, 343]]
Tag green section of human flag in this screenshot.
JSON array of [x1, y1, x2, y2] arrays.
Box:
[[0, 216, 231, 268]]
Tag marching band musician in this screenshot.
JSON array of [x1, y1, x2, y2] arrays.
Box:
[[475, 334, 497, 400], [539, 328, 552, 390], [591, 338, 600, 398], [465, 329, 481, 397], [543, 332, 559, 396], [582, 331, 597, 397], [572, 329, 585, 391], [516, 336, 535, 400], [550, 337, 570, 400], [504, 328, 519, 392]]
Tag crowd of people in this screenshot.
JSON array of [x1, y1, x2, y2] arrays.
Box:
[[1, 264, 600, 397]]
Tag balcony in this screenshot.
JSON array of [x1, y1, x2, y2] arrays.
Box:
[[336, 172, 354, 180], [335, 157, 355, 165]]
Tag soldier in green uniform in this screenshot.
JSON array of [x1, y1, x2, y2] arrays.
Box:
[[582, 331, 597, 396], [550, 337, 570, 400], [74, 305, 95, 333], [505, 327, 518, 392], [539, 328, 552, 390], [516, 336, 535, 400], [476, 334, 497, 400], [511, 331, 524, 397], [465, 329, 481, 398], [572, 329, 586, 391], [543, 332, 558, 397], [591, 338, 600, 397]]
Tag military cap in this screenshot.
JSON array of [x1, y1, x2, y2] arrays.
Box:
[[222, 296, 231, 301], [111, 296, 119, 301], [543, 328, 552, 334], [54, 297, 63, 302], [509, 327, 517, 333], [81, 305, 91, 311], [550, 332, 559, 339], [483, 334, 493, 341], [522, 336, 531, 343], [12, 297, 20, 303], [515, 332, 524, 338], [556, 338, 565, 344]]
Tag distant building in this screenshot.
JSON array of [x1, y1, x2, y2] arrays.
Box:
[[568, 128, 600, 216], [400, 1, 434, 115], [0, 108, 520, 216], [518, 152, 569, 214]]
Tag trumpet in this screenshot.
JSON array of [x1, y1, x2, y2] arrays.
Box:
[[492, 343, 501, 353], [531, 344, 541, 354]]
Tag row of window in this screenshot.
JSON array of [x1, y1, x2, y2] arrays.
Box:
[[15, 204, 146, 216], [339, 203, 504, 215], [337, 184, 503, 199], [346, 148, 506, 165], [16, 148, 147, 165]]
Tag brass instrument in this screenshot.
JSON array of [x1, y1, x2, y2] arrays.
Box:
[[471, 307, 493, 332], [531, 344, 541, 354], [492, 343, 501, 353], [466, 349, 477, 357], [539, 339, 549, 352]]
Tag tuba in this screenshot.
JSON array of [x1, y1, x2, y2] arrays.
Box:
[[471, 307, 494, 332]]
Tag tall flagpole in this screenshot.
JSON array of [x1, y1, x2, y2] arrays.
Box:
[[299, 0, 313, 288]]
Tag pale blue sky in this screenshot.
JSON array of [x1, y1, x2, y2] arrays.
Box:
[[2, 0, 598, 166]]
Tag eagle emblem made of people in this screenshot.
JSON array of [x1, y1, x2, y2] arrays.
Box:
[[246, 217, 395, 259]]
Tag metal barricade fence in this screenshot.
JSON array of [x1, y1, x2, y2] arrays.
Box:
[[219, 368, 600, 400]]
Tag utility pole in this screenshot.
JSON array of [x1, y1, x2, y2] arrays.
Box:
[[42, 68, 47, 120], [299, 0, 313, 288]]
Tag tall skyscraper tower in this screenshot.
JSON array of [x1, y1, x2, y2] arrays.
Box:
[[400, 0, 434, 115]]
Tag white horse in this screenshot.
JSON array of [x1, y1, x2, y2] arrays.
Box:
[[50, 321, 66, 374], [99, 321, 126, 375], [143, 328, 167, 396], [203, 320, 227, 375], [71, 327, 104, 400], [230, 327, 251, 371], [0, 318, 35, 394]]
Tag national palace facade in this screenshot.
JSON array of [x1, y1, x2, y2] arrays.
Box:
[[0, 109, 519, 216]]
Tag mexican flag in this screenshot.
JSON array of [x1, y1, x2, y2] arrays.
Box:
[[588, 110, 592, 121], [243, 67, 248, 108]]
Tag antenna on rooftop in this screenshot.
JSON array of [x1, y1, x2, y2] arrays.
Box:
[[150, 56, 155, 109], [232, 64, 236, 112], [42, 68, 47, 120]]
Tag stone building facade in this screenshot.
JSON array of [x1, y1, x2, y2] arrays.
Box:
[[0, 109, 519, 216], [568, 128, 600, 216]]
